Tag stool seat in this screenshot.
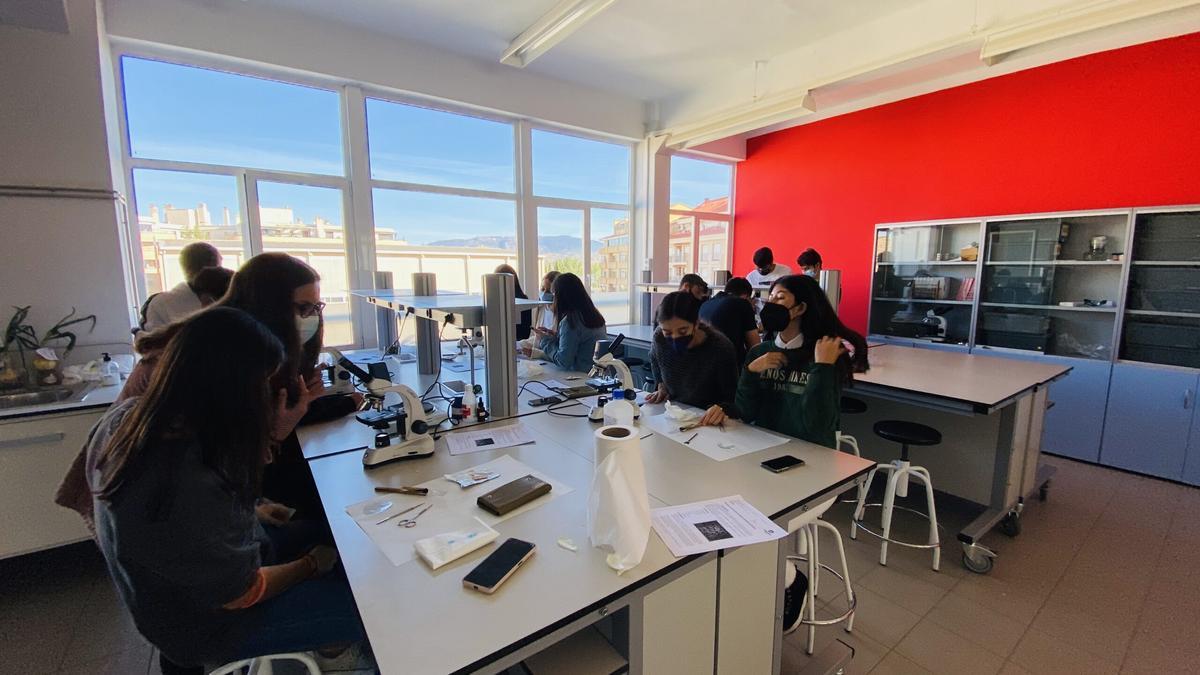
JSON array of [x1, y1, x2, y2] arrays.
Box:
[[874, 420, 941, 446], [840, 396, 868, 415]]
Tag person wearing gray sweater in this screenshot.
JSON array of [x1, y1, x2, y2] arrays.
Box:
[[646, 291, 741, 426]]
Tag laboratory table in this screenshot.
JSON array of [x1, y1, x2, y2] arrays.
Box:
[[844, 344, 1071, 572], [298, 359, 872, 674]]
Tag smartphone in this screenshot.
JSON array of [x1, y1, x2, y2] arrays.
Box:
[[761, 455, 806, 473], [529, 395, 565, 407], [463, 538, 536, 594]]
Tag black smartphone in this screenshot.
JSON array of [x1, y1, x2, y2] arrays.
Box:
[[761, 455, 806, 473], [463, 538, 536, 594], [529, 395, 565, 407]]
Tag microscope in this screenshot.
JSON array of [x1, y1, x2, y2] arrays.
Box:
[[587, 334, 635, 391], [326, 348, 435, 468]]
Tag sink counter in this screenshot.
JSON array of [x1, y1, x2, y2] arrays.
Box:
[[0, 381, 123, 421]]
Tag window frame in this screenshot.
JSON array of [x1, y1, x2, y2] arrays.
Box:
[[111, 41, 641, 347], [666, 153, 736, 283]]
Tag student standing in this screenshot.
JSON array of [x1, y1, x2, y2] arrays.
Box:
[[85, 308, 366, 671], [698, 277, 762, 364], [797, 248, 823, 277], [645, 292, 739, 426], [735, 274, 868, 447], [140, 242, 224, 331], [746, 246, 792, 287], [528, 272, 608, 371]]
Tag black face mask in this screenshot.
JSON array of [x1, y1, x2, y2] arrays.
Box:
[[759, 302, 792, 333]]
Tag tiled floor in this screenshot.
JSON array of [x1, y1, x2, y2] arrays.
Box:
[[783, 456, 1200, 675], [2, 456, 1198, 675]]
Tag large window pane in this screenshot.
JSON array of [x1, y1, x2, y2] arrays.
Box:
[[670, 156, 732, 213], [372, 190, 517, 293], [537, 207, 585, 279], [122, 57, 343, 175], [366, 99, 514, 192], [593, 208, 631, 324], [696, 220, 729, 282], [132, 169, 245, 295], [257, 182, 354, 346], [532, 130, 630, 203]]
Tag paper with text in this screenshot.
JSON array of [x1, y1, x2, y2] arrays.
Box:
[[651, 495, 786, 557]]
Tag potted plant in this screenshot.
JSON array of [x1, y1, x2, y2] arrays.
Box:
[[33, 308, 96, 387], [1, 306, 38, 390]]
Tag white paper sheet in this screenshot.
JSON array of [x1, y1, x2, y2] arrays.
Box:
[[651, 495, 787, 557], [345, 454, 573, 566], [642, 406, 789, 461], [445, 423, 537, 456]]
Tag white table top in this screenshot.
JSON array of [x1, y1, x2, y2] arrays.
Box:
[[606, 323, 657, 346], [855, 344, 1071, 411], [301, 361, 872, 674]]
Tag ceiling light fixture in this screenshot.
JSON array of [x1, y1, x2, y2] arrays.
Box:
[[981, 0, 1200, 62], [663, 90, 816, 150], [501, 0, 619, 68]]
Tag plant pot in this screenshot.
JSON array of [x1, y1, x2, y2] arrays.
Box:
[[31, 356, 63, 387], [0, 352, 28, 390]]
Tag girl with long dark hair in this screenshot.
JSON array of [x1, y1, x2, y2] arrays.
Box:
[[528, 272, 608, 371], [86, 308, 364, 669], [644, 291, 740, 426], [735, 274, 869, 447]]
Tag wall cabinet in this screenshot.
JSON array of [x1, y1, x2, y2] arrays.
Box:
[[1099, 363, 1196, 481], [0, 409, 100, 559]]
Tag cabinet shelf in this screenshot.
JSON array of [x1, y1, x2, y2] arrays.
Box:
[[984, 260, 1122, 266], [872, 298, 974, 305], [1131, 261, 1200, 266], [1125, 309, 1200, 319], [980, 302, 1118, 313], [876, 261, 977, 266]]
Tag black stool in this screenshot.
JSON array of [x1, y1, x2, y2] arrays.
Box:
[[851, 420, 943, 571]]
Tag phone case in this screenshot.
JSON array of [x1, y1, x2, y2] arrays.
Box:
[[477, 475, 552, 516]]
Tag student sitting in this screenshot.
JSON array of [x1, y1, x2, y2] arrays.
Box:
[[645, 292, 739, 426], [526, 272, 607, 371], [494, 263, 531, 341], [678, 273, 710, 301], [85, 307, 366, 671], [698, 276, 762, 364], [140, 242, 224, 331], [735, 274, 867, 447]]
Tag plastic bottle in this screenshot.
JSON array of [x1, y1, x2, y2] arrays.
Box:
[[604, 389, 637, 427], [462, 385, 477, 419], [100, 353, 121, 387]]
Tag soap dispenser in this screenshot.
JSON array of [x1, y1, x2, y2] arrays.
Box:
[[100, 353, 121, 386]]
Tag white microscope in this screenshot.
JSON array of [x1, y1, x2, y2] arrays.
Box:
[[326, 348, 435, 468], [587, 334, 636, 391]]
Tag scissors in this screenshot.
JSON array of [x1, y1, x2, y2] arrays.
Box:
[[396, 503, 433, 528]]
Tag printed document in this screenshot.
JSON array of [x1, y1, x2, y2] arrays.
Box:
[[651, 495, 786, 557]]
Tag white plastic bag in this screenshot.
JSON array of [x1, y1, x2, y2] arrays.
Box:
[[588, 425, 651, 574]]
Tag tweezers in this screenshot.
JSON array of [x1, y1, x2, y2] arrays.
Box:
[[376, 501, 425, 525]]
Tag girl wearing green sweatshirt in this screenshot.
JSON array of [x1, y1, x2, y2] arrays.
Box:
[[735, 274, 868, 448]]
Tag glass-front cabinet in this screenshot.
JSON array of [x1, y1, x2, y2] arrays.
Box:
[[869, 220, 982, 346], [975, 212, 1128, 360], [1120, 209, 1200, 369]]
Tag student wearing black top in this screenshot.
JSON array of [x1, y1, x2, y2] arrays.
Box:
[[698, 276, 762, 364], [645, 291, 740, 427], [85, 308, 365, 671], [495, 264, 531, 341]]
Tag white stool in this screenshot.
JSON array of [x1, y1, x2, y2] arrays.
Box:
[[210, 653, 321, 675], [785, 498, 856, 655], [836, 432, 869, 506], [851, 420, 943, 571]]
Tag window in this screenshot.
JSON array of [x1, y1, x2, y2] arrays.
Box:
[[532, 130, 630, 204], [256, 181, 353, 346], [669, 156, 734, 284], [122, 57, 343, 175], [372, 190, 517, 293], [132, 169, 246, 295], [366, 100, 514, 192], [592, 208, 631, 324]]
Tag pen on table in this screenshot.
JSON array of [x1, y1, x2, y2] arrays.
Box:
[[374, 486, 429, 496], [639, 432, 654, 440], [684, 432, 698, 445]]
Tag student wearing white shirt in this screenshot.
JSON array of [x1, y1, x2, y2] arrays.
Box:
[[141, 242, 223, 331], [746, 247, 792, 287]]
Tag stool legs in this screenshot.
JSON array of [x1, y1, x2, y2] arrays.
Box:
[[792, 520, 856, 655], [852, 463, 941, 571], [912, 466, 941, 571]]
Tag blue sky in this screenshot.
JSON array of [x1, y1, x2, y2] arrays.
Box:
[[124, 56, 730, 244]]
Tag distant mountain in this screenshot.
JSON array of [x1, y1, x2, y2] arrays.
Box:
[[427, 235, 602, 256]]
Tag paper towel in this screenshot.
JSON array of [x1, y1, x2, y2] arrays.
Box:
[[588, 425, 651, 573]]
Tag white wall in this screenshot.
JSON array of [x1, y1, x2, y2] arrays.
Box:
[[102, 0, 647, 140], [0, 0, 133, 360]]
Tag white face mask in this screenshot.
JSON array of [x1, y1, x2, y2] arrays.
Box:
[[296, 314, 321, 344]]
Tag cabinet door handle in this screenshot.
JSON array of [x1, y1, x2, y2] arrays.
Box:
[[1186, 389, 1195, 410], [0, 431, 66, 450]]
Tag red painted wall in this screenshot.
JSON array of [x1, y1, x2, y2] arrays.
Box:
[[733, 32, 1200, 333]]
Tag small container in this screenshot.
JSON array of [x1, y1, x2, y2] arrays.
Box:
[[100, 353, 121, 387]]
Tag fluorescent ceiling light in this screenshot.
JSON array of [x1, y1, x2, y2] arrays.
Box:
[[501, 0, 619, 68], [664, 91, 817, 150], [981, 0, 1200, 62]]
